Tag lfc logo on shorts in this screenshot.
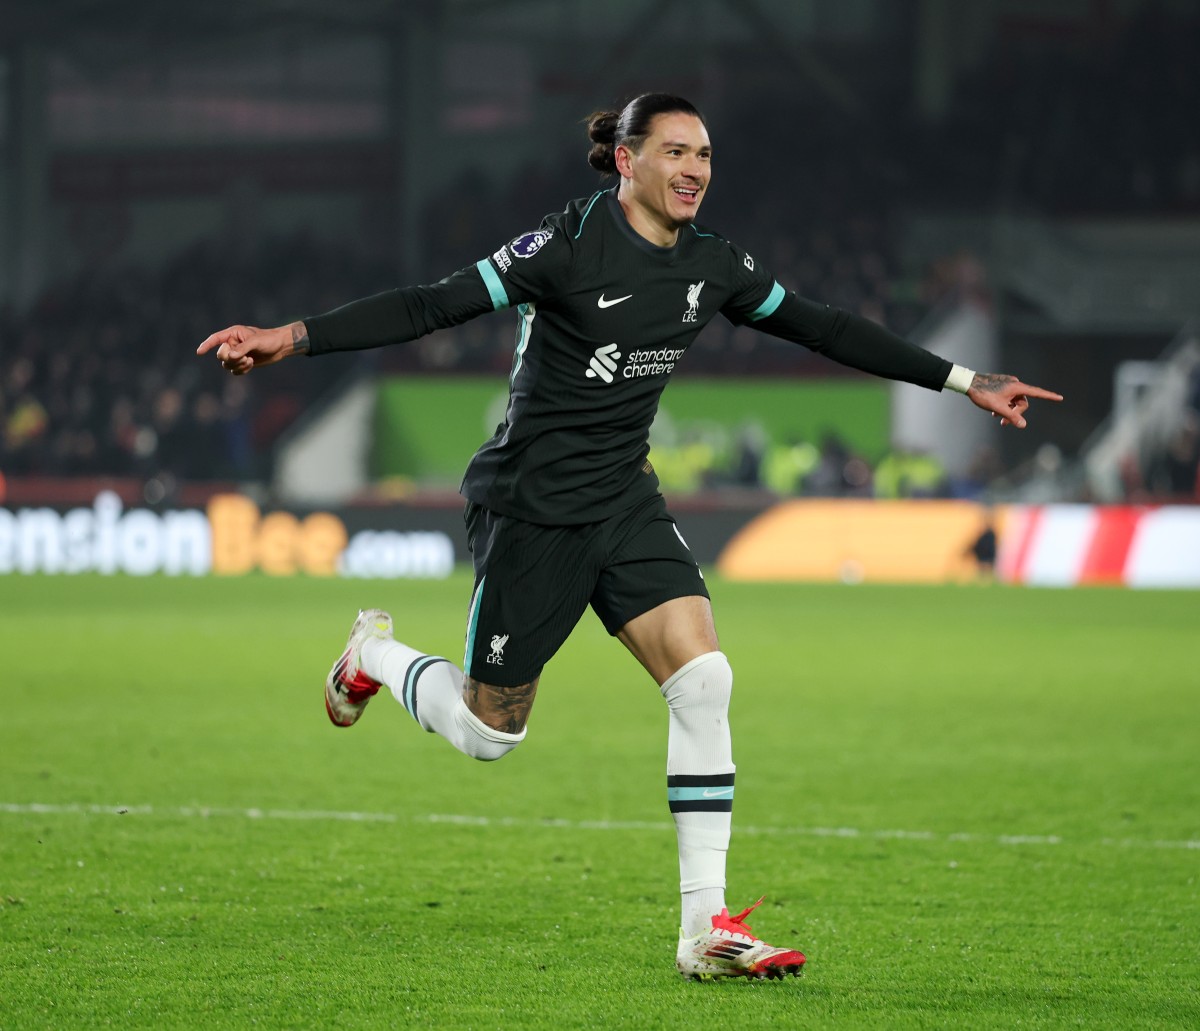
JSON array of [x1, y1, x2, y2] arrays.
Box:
[[487, 633, 509, 665], [682, 280, 704, 323]]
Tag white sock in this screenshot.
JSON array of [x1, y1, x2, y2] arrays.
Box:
[[361, 637, 524, 762], [661, 651, 735, 937], [682, 887, 727, 938]]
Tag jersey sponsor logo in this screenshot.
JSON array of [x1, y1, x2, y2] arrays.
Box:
[[493, 246, 512, 273], [597, 293, 632, 308], [585, 343, 622, 383], [586, 344, 686, 383], [682, 280, 705, 322], [510, 229, 553, 258], [743, 253, 755, 271], [487, 633, 509, 665]]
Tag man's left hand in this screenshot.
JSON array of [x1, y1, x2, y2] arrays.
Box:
[[967, 373, 1063, 429]]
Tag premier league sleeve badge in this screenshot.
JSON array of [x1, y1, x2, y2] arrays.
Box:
[[510, 229, 554, 258]]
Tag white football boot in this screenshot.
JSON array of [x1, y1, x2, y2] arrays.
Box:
[[324, 609, 393, 727]]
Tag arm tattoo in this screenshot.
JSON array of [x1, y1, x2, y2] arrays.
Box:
[[291, 323, 310, 355], [970, 372, 1015, 393]]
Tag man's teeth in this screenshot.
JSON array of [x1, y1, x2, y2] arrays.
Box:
[[673, 187, 698, 196]]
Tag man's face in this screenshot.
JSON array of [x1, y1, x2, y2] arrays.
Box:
[[620, 112, 712, 232]]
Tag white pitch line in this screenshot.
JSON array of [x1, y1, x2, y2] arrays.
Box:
[[1, 802, 1197, 851]]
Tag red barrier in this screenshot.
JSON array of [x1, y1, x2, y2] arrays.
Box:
[[1000, 505, 1200, 588]]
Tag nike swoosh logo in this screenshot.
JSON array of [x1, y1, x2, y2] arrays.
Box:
[[597, 293, 633, 308], [702, 788, 734, 798]]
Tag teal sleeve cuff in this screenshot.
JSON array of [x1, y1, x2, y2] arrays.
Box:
[[748, 281, 786, 321], [475, 260, 510, 311]]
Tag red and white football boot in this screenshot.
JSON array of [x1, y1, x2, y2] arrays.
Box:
[[324, 609, 393, 727], [676, 897, 806, 981]]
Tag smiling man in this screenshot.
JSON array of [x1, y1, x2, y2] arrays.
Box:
[[198, 93, 1061, 981], [607, 106, 711, 244]]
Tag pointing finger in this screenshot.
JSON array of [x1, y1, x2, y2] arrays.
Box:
[[197, 325, 256, 357], [197, 327, 239, 355], [1014, 383, 1064, 402]]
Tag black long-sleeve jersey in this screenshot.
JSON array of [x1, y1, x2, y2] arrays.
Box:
[[305, 188, 954, 525]]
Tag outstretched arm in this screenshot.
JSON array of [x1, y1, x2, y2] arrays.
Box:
[[963, 372, 1063, 429], [196, 223, 569, 376], [196, 262, 503, 376], [748, 296, 1063, 427], [196, 322, 308, 376]]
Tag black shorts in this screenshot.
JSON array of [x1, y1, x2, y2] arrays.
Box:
[[462, 493, 709, 687]]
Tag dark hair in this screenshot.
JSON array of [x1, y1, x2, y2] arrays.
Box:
[[585, 93, 705, 174]]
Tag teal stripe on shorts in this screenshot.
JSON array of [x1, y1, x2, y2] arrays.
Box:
[[463, 576, 486, 675]]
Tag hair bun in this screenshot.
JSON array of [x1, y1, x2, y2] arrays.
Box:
[[585, 109, 620, 174]]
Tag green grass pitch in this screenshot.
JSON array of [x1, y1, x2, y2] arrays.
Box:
[[1, 573, 1197, 1029]]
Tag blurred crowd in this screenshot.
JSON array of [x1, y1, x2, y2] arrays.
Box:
[[0, 233, 394, 486], [649, 423, 1002, 502]]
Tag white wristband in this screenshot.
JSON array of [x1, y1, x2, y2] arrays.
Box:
[[944, 364, 976, 394]]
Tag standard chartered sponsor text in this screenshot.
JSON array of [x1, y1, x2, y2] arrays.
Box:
[[624, 347, 687, 379]]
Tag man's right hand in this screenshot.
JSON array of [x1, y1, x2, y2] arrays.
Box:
[[196, 321, 307, 375]]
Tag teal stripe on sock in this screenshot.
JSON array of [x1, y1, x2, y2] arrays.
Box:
[[403, 662, 417, 717], [668, 786, 736, 802], [403, 657, 428, 721], [403, 655, 447, 725]]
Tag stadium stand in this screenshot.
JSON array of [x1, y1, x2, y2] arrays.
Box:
[[3, 1, 1197, 501], [1, 233, 394, 484]]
